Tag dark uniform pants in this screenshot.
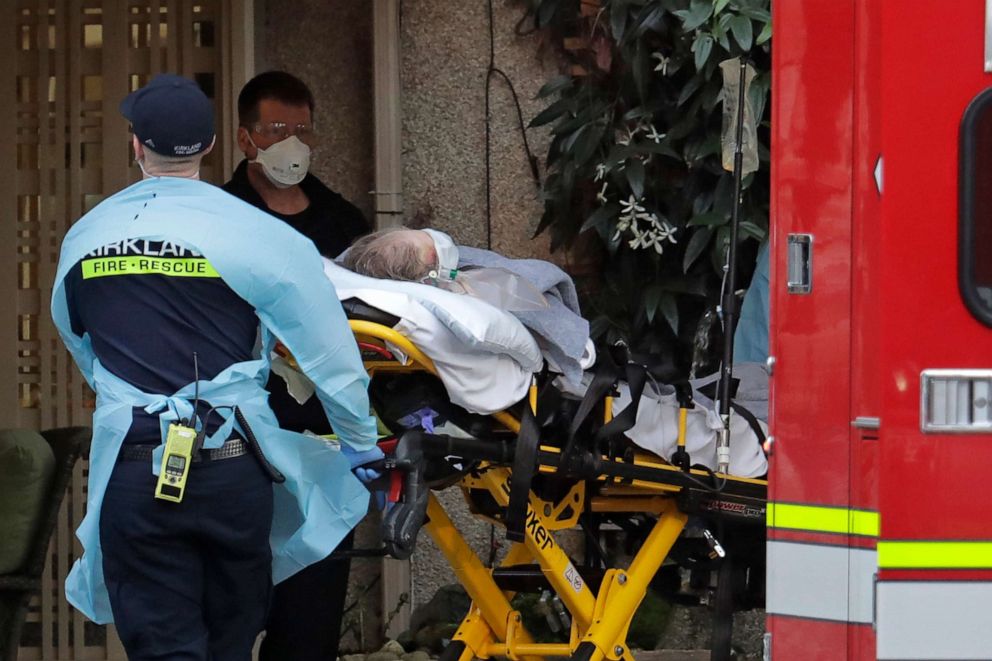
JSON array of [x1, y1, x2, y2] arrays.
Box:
[[258, 530, 354, 661], [100, 453, 274, 661]]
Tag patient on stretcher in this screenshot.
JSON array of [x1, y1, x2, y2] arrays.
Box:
[[344, 228, 551, 312], [325, 228, 768, 477]]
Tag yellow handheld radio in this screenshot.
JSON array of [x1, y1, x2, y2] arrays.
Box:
[[155, 422, 196, 502], [154, 353, 201, 503]]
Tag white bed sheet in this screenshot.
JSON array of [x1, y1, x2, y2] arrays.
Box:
[[614, 383, 768, 478]]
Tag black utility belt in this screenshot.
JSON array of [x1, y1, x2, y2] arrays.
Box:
[[118, 437, 248, 463]]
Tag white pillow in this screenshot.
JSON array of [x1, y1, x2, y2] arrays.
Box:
[[392, 314, 532, 414], [322, 259, 543, 372]]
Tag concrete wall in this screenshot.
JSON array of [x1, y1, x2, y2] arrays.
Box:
[[255, 0, 377, 224], [399, 0, 557, 258]]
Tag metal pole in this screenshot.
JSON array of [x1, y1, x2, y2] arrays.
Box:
[[716, 57, 748, 474]]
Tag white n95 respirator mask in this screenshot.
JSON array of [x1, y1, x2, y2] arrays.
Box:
[[250, 135, 311, 188]]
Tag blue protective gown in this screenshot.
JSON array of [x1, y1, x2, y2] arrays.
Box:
[[51, 176, 377, 624], [734, 241, 770, 364]]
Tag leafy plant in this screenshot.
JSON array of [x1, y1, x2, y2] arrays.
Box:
[[522, 0, 771, 373]]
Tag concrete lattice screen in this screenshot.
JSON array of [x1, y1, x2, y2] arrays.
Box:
[[2, 1, 247, 657]]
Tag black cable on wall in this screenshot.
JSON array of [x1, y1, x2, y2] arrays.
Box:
[[484, 0, 543, 250]]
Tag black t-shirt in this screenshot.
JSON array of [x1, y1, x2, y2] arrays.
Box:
[[65, 239, 258, 443], [223, 161, 369, 434], [222, 160, 369, 259]]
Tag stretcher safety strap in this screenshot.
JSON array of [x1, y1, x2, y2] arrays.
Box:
[[878, 541, 992, 569], [767, 502, 879, 537], [506, 405, 540, 542]]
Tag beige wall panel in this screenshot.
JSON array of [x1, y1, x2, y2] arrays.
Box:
[[0, 0, 21, 429]]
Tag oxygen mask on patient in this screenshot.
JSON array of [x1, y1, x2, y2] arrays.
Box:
[[428, 267, 549, 313], [420, 228, 548, 312]]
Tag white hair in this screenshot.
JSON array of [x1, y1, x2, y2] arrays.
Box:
[[342, 228, 432, 281]]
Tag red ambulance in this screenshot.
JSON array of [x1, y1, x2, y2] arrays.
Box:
[[766, 1, 992, 659]]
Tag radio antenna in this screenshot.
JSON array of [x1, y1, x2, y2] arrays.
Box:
[[191, 352, 200, 429]]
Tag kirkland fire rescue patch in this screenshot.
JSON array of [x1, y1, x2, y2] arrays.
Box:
[[80, 240, 219, 279]]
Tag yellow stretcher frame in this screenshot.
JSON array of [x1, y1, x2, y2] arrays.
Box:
[[350, 319, 764, 661]]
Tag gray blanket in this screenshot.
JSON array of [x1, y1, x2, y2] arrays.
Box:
[[458, 246, 589, 384]]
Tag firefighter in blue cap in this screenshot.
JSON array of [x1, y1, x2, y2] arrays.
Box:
[[52, 73, 382, 660]]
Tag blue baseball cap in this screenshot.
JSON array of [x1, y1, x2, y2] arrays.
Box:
[[119, 74, 214, 157]]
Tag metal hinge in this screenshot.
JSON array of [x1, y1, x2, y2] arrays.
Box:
[[872, 572, 879, 631], [852, 416, 881, 430]]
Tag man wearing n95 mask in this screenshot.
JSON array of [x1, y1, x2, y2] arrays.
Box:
[[223, 71, 369, 259]]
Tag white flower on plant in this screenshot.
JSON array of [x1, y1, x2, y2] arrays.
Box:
[[628, 232, 642, 249], [619, 211, 679, 254], [628, 225, 650, 250], [611, 214, 632, 242], [619, 195, 645, 216], [652, 51, 670, 75], [656, 220, 678, 243], [594, 163, 607, 181], [596, 181, 609, 205], [644, 125, 665, 144]]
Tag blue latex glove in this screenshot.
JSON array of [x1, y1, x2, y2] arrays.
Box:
[[340, 444, 385, 484]]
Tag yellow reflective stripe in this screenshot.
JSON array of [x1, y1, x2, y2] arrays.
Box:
[[850, 509, 880, 537], [767, 502, 879, 537], [82, 256, 220, 279], [878, 541, 992, 569]]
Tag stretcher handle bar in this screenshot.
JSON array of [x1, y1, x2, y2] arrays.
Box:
[[413, 431, 517, 465], [349, 319, 437, 374], [409, 432, 767, 500], [535, 448, 721, 496]]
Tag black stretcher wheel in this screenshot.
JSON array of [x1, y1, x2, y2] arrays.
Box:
[[710, 557, 735, 661]]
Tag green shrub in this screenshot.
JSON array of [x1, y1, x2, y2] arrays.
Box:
[[523, 0, 771, 373]]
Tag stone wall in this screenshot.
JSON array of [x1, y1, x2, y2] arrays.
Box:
[[255, 0, 376, 223], [399, 0, 557, 257], [396, 0, 560, 607]]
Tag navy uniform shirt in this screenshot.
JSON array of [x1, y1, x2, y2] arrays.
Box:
[[64, 238, 258, 443]]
